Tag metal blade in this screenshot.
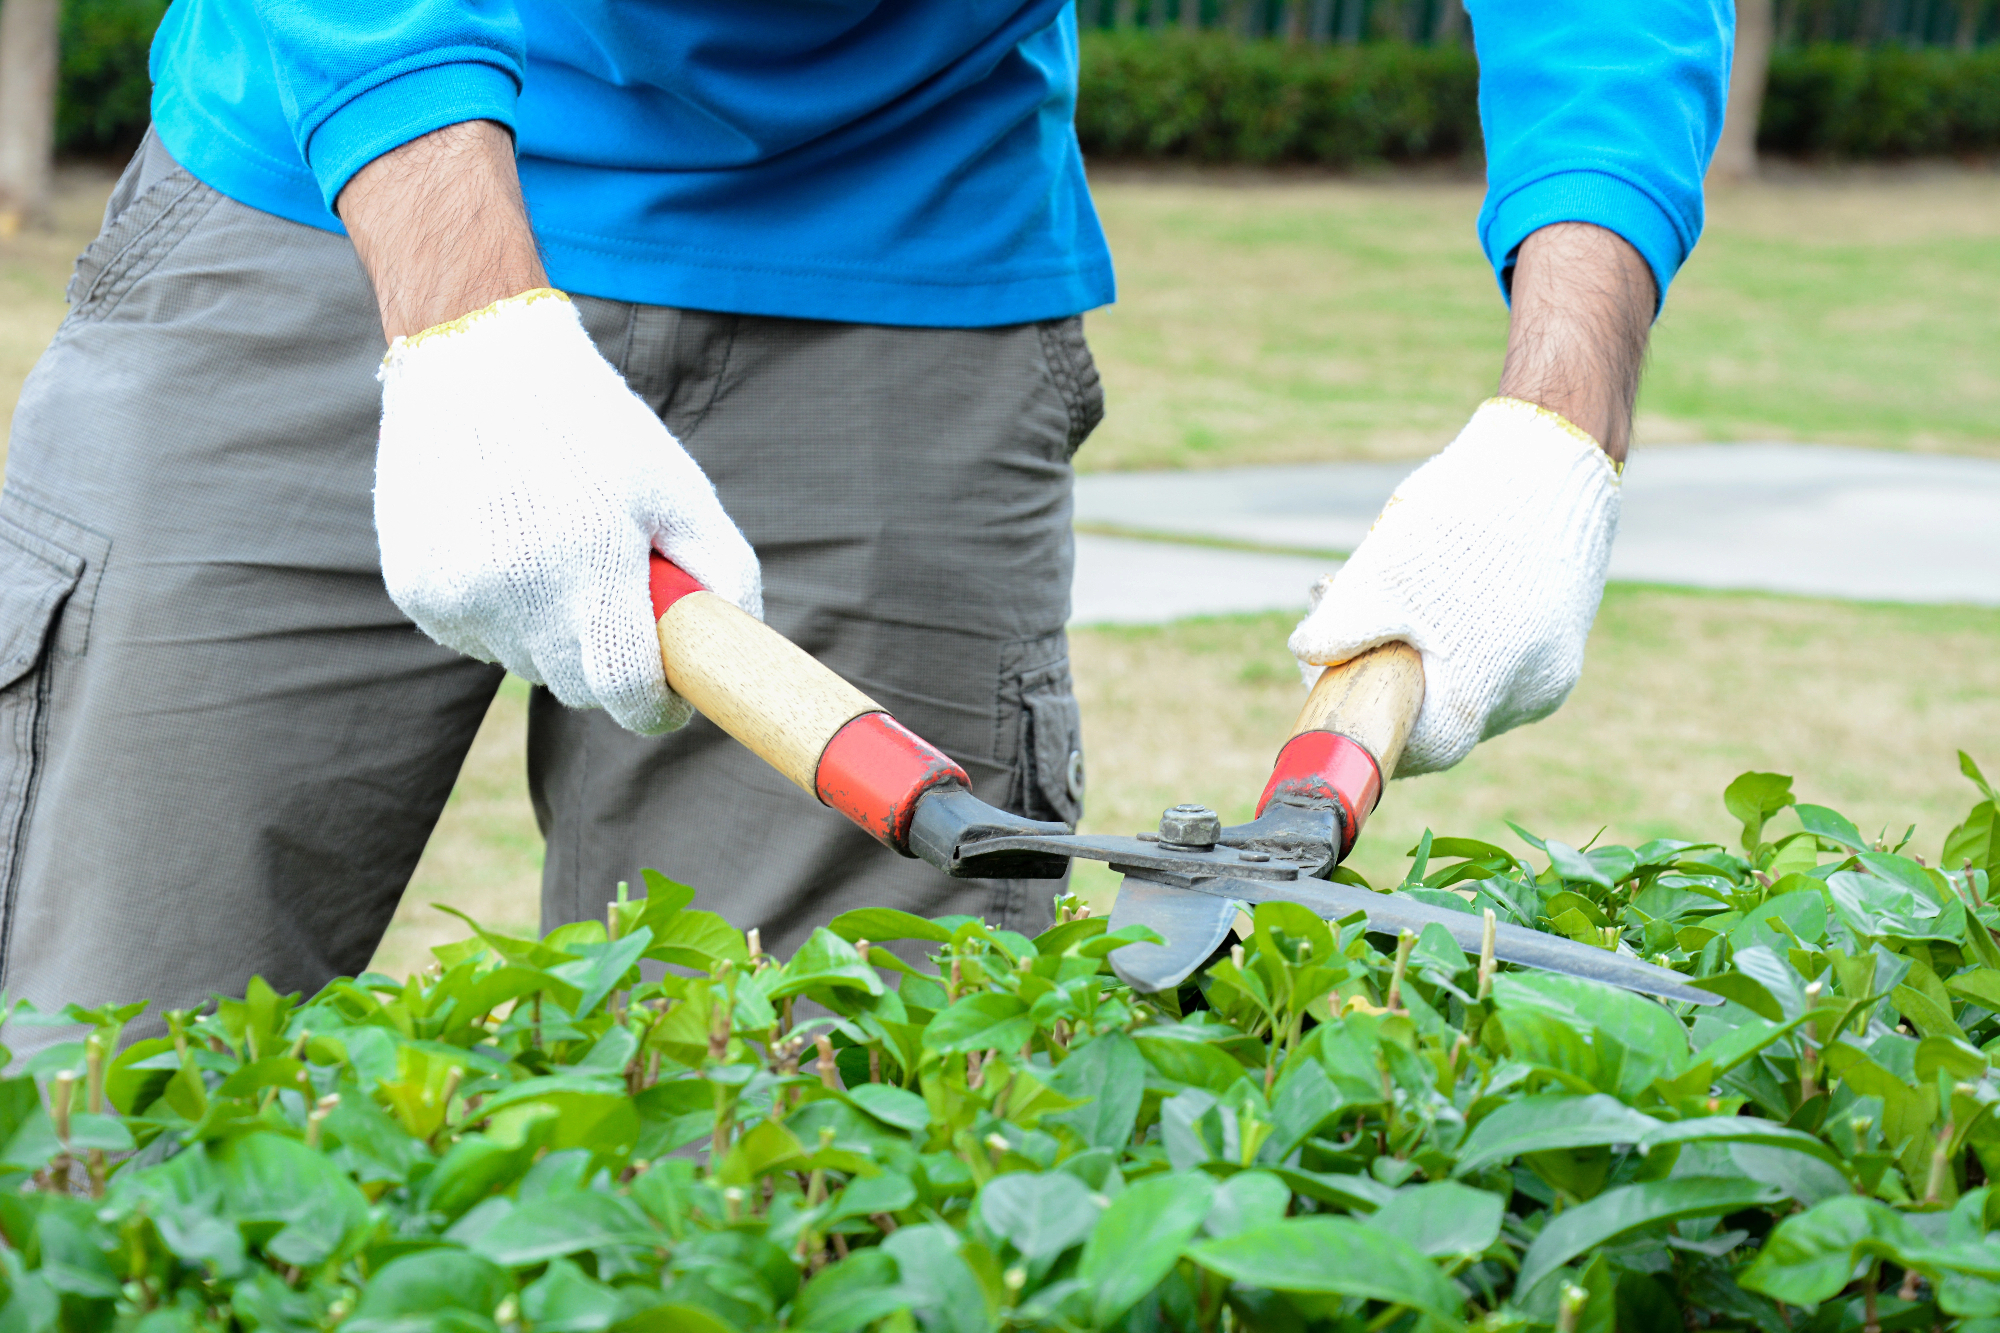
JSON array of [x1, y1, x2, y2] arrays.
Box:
[[1107, 875, 1239, 992], [1111, 874, 1720, 1007]]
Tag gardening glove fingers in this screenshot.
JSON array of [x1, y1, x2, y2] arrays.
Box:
[[374, 288, 763, 736], [1289, 396, 1620, 777]]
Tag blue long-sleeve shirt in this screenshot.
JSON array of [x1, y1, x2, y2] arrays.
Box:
[[147, 2, 1730, 328]]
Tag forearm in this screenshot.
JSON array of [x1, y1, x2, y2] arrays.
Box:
[[336, 120, 546, 342], [1494, 223, 1656, 465]]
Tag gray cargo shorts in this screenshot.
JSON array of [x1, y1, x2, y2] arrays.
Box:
[[0, 132, 1100, 1043]]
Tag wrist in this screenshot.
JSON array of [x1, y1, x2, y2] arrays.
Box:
[[1496, 222, 1653, 464], [339, 120, 548, 341]]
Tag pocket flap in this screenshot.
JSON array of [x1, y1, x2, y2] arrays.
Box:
[[1025, 688, 1084, 828], [0, 517, 85, 691]]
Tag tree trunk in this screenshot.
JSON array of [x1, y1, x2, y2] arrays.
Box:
[[0, 0, 60, 230], [1710, 0, 1774, 183]]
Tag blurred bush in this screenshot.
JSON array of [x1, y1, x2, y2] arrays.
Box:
[[1761, 44, 2000, 155], [56, 0, 168, 156], [48, 11, 2000, 166], [1077, 29, 1482, 164]]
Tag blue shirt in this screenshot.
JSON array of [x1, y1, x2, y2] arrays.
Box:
[[147, 2, 1729, 328]]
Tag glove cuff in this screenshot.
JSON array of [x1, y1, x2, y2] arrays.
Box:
[[380, 287, 574, 371], [1459, 397, 1623, 483]]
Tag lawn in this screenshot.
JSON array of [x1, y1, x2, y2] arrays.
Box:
[[2, 164, 1996, 978], [1081, 162, 2000, 469]]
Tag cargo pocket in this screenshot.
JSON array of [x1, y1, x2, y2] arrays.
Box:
[[0, 515, 87, 964], [998, 632, 1085, 829], [1036, 317, 1105, 461]]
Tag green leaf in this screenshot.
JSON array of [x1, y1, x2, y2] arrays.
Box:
[[1638, 1116, 1846, 1170], [978, 1171, 1099, 1261], [211, 1132, 372, 1267], [349, 1248, 510, 1323], [1795, 804, 1867, 852], [560, 928, 651, 1021], [519, 1257, 624, 1333], [1187, 1216, 1464, 1324], [1739, 1195, 1928, 1306], [925, 992, 1032, 1054], [1047, 1031, 1144, 1150], [470, 1191, 660, 1267], [1134, 1030, 1253, 1095], [1202, 1171, 1291, 1240], [1454, 1095, 1662, 1175], [477, 1076, 641, 1163], [1078, 1170, 1215, 1326], [826, 1171, 917, 1225], [1724, 772, 1794, 852], [1373, 1181, 1504, 1258], [1687, 972, 1785, 1021], [1965, 752, 1997, 803], [768, 928, 886, 1001], [828, 908, 955, 945], [791, 1250, 904, 1333], [880, 1223, 991, 1333], [1547, 840, 1613, 888], [1077, 923, 1167, 958], [1517, 1177, 1786, 1297], [844, 1082, 930, 1134]]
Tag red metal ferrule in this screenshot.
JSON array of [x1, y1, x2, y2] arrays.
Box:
[[649, 552, 707, 618], [815, 712, 972, 855], [1255, 731, 1384, 859]]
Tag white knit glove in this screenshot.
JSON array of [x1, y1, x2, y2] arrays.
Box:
[[1289, 397, 1621, 776], [374, 288, 762, 735]]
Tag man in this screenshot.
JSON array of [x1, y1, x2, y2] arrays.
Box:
[[0, 1, 1728, 1036]]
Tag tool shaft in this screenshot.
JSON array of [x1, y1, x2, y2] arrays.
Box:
[[649, 554, 971, 853], [1174, 873, 1718, 1006]]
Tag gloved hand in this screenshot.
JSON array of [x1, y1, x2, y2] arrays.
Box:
[[1289, 396, 1621, 776], [374, 288, 762, 735]]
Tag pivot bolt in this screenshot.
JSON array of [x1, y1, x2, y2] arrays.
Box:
[[1158, 803, 1221, 849]]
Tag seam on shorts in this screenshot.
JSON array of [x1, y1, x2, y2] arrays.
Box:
[[1035, 318, 1105, 459], [67, 171, 221, 324], [678, 314, 739, 442]]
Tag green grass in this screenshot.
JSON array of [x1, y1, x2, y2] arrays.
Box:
[[1082, 165, 2000, 470]]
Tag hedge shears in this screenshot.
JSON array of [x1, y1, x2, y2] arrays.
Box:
[[649, 555, 1718, 1007]]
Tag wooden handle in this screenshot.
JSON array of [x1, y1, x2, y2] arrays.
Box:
[[648, 555, 971, 853], [655, 589, 880, 794], [1255, 641, 1425, 857], [1291, 641, 1426, 778]]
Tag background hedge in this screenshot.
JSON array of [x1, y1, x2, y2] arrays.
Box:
[[54, 0, 167, 157], [45, 10, 2000, 163], [1075, 30, 1482, 165], [1075, 30, 2000, 165]]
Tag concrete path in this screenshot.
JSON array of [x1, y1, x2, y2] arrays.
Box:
[[1071, 443, 2000, 625]]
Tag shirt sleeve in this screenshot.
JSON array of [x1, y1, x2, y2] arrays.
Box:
[[1467, 0, 1733, 312], [249, 0, 527, 212]]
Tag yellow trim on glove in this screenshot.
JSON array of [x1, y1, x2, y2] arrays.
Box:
[[395, 287, 571, 354]]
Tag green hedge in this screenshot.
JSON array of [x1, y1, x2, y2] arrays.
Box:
[[1076, 30, 1482, 164], [55, 0, 168, 156], [1076, 31, 2000, 164], [51, 14, 2000, 164], [1, 754, 1998, 1329], [1761, 43, 2000, 156]]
